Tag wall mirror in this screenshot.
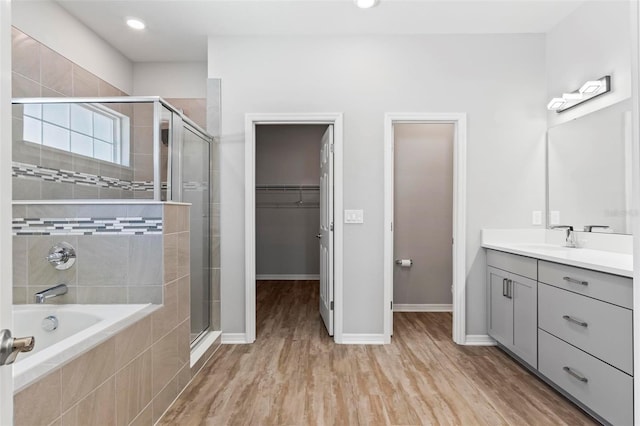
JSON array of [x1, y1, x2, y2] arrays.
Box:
[[547, 98, 632, 234]]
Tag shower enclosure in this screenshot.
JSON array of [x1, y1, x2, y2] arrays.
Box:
[[11, 96, 218, 344]]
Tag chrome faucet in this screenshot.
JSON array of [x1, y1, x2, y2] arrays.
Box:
[[551, 225, 577, 248], [34, 284, 68, 304]]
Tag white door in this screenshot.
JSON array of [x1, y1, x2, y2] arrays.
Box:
[[319, 125, 334, 335], [0, 1, 14, 422]]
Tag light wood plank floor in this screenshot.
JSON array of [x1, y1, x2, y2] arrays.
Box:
[[159, 281, 596, 425]]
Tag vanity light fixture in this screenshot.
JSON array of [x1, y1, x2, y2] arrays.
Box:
[[354, 0, 379, 8], [579, 80, 605, 94], [547, 98, 567, 111], [547, 76, 610, 113], [126, 18, 146, 30]]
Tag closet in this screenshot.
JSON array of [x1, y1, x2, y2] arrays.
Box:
[[255, 125, 328, 280]]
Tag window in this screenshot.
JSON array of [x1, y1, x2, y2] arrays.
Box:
[[22, 103, 130, 166]]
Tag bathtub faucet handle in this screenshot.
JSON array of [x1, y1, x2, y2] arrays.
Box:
[[0, 329, 35, 366], [46, 242, 76, 270]]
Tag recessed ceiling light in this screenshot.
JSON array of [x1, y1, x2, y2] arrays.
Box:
[[354, 0, 379, 9], [126, 18, 146, 30]]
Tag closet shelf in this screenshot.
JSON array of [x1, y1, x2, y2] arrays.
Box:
[[256, 184, 320, 209]]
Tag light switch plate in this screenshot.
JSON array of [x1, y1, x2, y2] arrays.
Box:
[[344, 209, 364, 224], [550, 211, 560, 225], [532, 211, 542, 226]]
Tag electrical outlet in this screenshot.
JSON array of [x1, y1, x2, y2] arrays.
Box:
[[344, 210, 364, 224], [532, 211, 542, 226], [550, 211, 560, 225]]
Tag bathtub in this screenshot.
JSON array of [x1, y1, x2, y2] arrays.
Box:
[[13, 304, 157, 392]]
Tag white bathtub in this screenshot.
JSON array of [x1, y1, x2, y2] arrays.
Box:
[[13, 304, 156, 392]]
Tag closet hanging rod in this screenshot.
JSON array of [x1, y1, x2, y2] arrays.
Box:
[[255, 184, 320, 191], [256, 204, 320, 209]]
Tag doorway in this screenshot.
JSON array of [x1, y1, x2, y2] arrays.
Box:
[[245, 113, 344, 344], [254, 124, 332, 336], [383, 113, 467, 344]]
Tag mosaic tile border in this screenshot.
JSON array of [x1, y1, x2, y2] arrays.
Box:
[[12, 162, 155, 192], [12, 217, 163, 236]]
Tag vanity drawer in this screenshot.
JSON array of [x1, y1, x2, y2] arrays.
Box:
[[539, 330, 633, 426], [538, 261, 632, 309], [538, 283, 632, 375], [486, 250, 536, 280]]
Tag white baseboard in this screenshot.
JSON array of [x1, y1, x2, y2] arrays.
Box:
[[393, 304, 453, 312], [340, 334, 386, 345], [256, 274, 320, 281], [464, 334, 497, 346], [221, 333, 251, 344]]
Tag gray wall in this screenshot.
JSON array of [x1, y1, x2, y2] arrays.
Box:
[[393, 123, 453, 305], [210, 34, 547, 336], [255, 125, 325, 276]]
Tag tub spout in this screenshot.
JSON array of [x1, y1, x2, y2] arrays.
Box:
[[34, 284, 68, 304]]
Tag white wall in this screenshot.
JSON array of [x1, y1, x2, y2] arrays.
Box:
[[11, 0, 133, 94], [133, 62, 207, 98], [546, 1, 631, 127], [210, 34, 547, 336]]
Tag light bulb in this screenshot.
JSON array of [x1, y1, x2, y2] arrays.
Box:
[[126, 18, 146, 30], [354, 0, 379, 9]]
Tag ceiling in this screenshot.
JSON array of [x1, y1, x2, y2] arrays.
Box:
[[55, 0, 585, 62]]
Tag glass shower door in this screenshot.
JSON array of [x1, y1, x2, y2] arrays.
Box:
[[181, 126, 211, 343]]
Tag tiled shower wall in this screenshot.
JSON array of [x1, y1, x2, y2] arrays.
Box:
[[14, 203, 201, 426], [207, 79, 221, 331], [11, 27, 207, 202]]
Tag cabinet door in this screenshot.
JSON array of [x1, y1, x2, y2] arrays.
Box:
[[487, 266, 513, 347], [512, 274, 537, 368]]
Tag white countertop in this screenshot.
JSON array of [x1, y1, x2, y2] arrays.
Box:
[[481, 229, 633, 277], [482, 241, 633, 277]]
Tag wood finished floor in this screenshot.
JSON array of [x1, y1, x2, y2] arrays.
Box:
[[159, 281, 596, 425]]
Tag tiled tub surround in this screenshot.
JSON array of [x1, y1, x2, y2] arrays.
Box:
[[12, 202, 167, 305], [12, 203, 217, 426], [13, 304, 156, 392]]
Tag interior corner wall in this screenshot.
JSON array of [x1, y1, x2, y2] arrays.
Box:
[[546, 0, 632, 127], [132, 62, 207, 98], [210, 34, 547, 336], [11, 0, 133, 94]]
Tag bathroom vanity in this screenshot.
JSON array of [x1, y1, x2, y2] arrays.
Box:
[[483, 238, 633, 426]]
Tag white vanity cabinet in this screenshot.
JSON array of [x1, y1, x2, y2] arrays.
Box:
[[486, 249, 634, 426], [486, 250, 537, 368]]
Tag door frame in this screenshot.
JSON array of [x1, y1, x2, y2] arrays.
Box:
[[1, 0, 13, 421], [244, 113, 344, 343], [383, 113, 467, 345]]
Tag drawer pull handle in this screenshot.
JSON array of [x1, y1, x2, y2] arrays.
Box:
[[563, 366, 588, 383], [562, 315, 588, 327], [563, 276, 588, 286]]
